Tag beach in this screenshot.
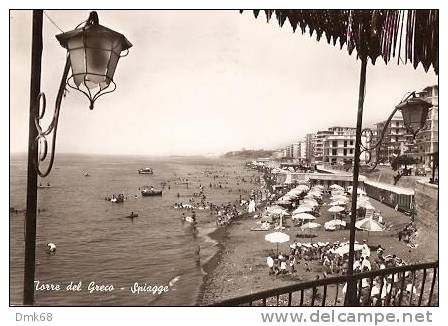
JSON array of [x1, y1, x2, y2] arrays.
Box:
[[199, 175, 438, 306]]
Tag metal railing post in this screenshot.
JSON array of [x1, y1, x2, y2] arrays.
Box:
[[345, 57, 368, 306], [23, 10, 43, 306]]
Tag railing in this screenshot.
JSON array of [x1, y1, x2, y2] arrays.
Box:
[[210, 261, 438, 307]]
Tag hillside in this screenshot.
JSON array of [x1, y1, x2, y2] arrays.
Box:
[[222, 149, 274, 160]]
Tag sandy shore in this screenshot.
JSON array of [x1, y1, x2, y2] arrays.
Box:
[[198, 197, 438, 306]]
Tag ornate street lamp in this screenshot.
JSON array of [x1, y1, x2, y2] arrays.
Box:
[[24, 10, 131, 305], [360, 91, 433, 170], [398, 93, 432, 138], [35, 11, 132, 177], [56, 11, 132, 111]]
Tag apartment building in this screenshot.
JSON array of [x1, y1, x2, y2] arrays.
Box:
[[413, 85, 438, 166]]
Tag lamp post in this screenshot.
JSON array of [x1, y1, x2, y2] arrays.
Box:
[[23, 10, 131, 305], [359, 92, 433, 172], [345, 87, 432, 306]]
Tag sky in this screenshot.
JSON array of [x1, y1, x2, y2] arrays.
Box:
[[10, 10, 438, 156]]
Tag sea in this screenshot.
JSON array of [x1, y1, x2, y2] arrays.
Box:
[[10, 154, 259, 306]]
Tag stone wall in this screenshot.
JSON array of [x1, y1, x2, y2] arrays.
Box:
[[414, 180, 439, 229]]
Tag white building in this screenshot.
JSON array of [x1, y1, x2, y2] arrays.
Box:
[[313, 130, 333, 162], [414, 85, 438, 166], [322, 127, 367, 165]]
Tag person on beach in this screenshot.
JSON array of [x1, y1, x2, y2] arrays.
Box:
[[362, 239, 370, 258], [280, 257, 287, 274], [374, 248, 385, 269], [267, 255, 274, 275], [273, 258, 280, 275], [323, 255, 332, 275], [362, 255, 372, 271], [289, 255, 296, 273]]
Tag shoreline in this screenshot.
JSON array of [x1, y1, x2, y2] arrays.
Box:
[[195, 225, 228, 306], [196, 213, 252, 306]]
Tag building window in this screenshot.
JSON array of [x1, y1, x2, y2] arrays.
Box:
[[332, 141, 337, 147], [395, 136, 399, 142], [350, 149, 353, 154], [350, 140, 353, 145], [396, 122, 399, 127], [344, 141, 347, 147], [343, 149, 347, 156], [332, 149, 337, 156]]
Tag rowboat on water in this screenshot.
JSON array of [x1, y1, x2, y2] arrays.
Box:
[[138, 168, 153, 174], [141, 186, 162, 197]]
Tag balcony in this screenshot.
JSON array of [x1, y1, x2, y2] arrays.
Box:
[[211, 262, 438, 306]]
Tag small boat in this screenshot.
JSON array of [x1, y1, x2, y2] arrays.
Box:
[[84, 172, 90, 177], [138, 168, 153, 175], [141, 187, 162, 197], [111, 196, 124, 203]]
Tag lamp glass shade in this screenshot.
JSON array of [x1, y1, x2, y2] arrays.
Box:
[[56, 23, 132, 90], [397, 98, 432, 136]]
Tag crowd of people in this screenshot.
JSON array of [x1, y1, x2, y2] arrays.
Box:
[[264, 236, 425, 306], [171, 169, 262, 228], [266, 240, 380, 276], [104, 193, 126, 202]]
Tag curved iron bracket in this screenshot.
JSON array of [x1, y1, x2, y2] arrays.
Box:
[[357, 95, 412, 173], [33, 54, 71, 177], [358, 91, 418, 173]]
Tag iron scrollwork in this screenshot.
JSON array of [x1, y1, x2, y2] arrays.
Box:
[[33, 55, 71, 177]]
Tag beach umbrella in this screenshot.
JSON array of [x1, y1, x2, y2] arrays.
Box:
[[302, 202, 318, 208], [357, 201, 375, 210], [276, 199, 291, 206], [304, 193, 316, 199], [330, 200, 347, 206], [330, 195, 348, 201], [300, 222, 321, 230], [300, 204, 316, 211], [292, 213, 316, 221], [265, 231, 290, 254], [331, 191, 345, 198], [302, 199, 318, 206], [308, 192, 322, 198], [330, 184, 344, 190], [355, 218, 384, 232], [313, 185, 325, 190], [290, 185, 309, 194], [324, 219, 346, 230], [266, 205, 288, 215], [292, 206, 313, 214], [333, 243, 364, 256], [328, 206, 345, 213]]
